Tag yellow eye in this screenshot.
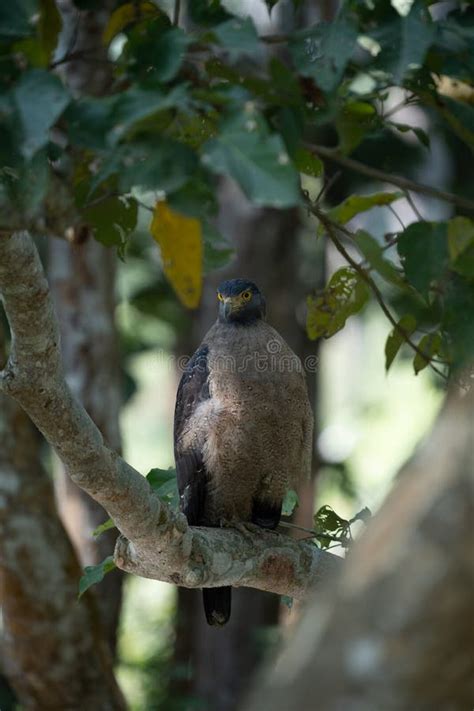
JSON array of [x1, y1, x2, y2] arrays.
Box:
[[217, 292, 224, 301], [241, 291, 252, 301]]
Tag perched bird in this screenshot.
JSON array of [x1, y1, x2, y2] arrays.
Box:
[[174, 278, 313, 626]]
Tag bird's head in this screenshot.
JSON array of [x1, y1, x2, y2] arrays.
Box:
[[217, 278, 266, 325]]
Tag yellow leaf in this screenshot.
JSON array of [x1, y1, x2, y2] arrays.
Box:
[[103, 2, 159, 46], [150, 202, 202, 309]]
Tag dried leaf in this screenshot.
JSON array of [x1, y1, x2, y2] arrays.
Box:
[[150, 202, 202, 309]]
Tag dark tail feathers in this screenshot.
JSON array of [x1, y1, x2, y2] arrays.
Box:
[[203, 586, 231, 626]]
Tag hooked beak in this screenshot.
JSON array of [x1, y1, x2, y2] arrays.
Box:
[[222, 296, 235, 319]]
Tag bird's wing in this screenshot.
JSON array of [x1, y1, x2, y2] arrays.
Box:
[[174, 344, 210, 525]]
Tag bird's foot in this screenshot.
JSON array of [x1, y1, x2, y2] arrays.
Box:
[[219, 519, 262, 541]]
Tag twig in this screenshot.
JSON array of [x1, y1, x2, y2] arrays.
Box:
[[383, 93, 417, 119], [279, 521, 342, 544], [404, 190, 426, 222], [50, 49, 116, 69], [387, 203, 405, 231], [311, 206, 449, 381], [308, 144, 474, 213], [315, 170, 342, 205]]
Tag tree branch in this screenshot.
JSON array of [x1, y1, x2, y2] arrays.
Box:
[[309, 144, 474, 214], [0, 232, 340, 598]]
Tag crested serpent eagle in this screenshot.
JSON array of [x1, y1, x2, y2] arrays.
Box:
[[174, 278, 313, 626]]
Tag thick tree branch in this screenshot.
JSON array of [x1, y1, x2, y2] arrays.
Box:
[[0, 232, 339, 598], [309, 144, 474, 213]]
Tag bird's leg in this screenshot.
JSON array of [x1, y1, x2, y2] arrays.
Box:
[[218, 518, 263, 542]]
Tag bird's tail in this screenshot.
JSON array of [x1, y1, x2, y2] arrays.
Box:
[[203, 586, 231, 626]]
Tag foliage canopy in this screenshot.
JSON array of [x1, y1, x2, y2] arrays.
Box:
[[1, 0, 473, 376]]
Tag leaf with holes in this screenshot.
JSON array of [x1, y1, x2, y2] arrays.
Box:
[[290, 15, 358, 93], [150, 202, 202, 308], [306, 267, 369, 340]]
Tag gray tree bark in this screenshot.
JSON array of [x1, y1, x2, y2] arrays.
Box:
[[49, 238, 124, 653], [245, 388, 474, 711]]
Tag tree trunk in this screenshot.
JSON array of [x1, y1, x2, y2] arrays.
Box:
[[244, 389, 474, 711], [0, 391, 125, 710], [48, 237, 124, 653], [48, 0, 124, 654]]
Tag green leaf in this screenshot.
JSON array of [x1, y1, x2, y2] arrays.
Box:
[[282, 489, 299, 517], [307, 267, 369, 340], [13, 69, 70, 158], [109, 85, 191, 145], [83, 195, 138, 248], [397, 222, 449, 298], [325, 192, 403, 230], [290, 15, 358, 93], [293, 147, 323, 177], [354, 230, 405, 287], [442, 274, 474, 370], [0, 0, 37, 39], [337, 101, 380, 154], [436, 95, 474, 150], [413, 332, 442, 374], [385, 314, 417, 372], [393, 6, 435, 83], [314, 505, 348, 533], [280, 595, 293, 609], [78, 556, 116, 597], [152, 27, 189, 82], [167, 176, 217, 218], [202, 113, 300, 208], [447, 216, 474, 278], [118, 139, 198, 194], [189, 0, 231, 26], [210, 17, 262, 62], [147, 467, 179, 509], [65, 96, 114, 151], [391, 122, 430, 149], [370, 3, 435, 83], [92, 518, 116, 538], [2, 148, 50, 218]]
